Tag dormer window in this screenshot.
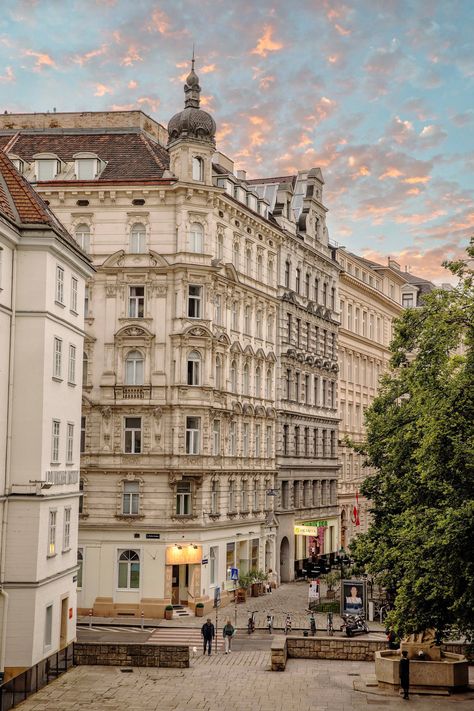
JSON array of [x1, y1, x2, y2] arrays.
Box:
[[36, 159, 59, 181], [74, 153, 103, 180], [9, 156, 24, 174], [192, 156, 204, 182]]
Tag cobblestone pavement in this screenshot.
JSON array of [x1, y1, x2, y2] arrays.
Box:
[[15, 656, 474, 711]]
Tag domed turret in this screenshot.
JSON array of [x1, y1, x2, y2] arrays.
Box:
[[168, 58, 216, 145]]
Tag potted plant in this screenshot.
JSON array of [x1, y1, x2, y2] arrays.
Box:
[[250, 569, 266, 597], [322, 571, 340, 600], [195, 602, 204, 617], [164, 605, 174, 620]]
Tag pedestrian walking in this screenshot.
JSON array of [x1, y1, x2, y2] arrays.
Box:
[[399, 650, 410, 700], [222, 619, 235, 654], [201, 618, 215, 656]]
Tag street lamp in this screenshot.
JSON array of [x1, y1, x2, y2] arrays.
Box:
[[338, 547, 345, 579]]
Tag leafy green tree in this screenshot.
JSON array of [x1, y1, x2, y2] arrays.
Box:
[[350, 240, 474, 640]]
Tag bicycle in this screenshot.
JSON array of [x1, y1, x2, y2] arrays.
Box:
[[326, 611, 334, 636], [284, 613, 292, 635], [306, 609, 316, 636], [247, 610, 257, 635]]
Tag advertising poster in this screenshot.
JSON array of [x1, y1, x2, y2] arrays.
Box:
[[341, 579, 366, 616]]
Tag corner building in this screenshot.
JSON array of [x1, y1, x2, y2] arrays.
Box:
[[0, 64, 339, 612]]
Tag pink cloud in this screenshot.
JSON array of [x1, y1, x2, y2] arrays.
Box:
[[24, 49, 56, 70], [251, 25, 283, 58], [94, 83, 113, 97], [137, 96, 160, 113], [128, 80, 138, 89], [121, 45, 143, 66], [74, 45, 107, 66], [0, 66, 14, 83]]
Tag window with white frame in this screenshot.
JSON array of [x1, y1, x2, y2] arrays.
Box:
[[244, 304, 251, 333], [241, 479, 248, 511], [229, 421, 236, 456], [44, 605, 53, 648], [215, 355, 222, 389], [256, 309, 262, 338], [214, 293, 222, 324], [76, 158, 97, 180], [56, 266, 64, 304], [211, 479, 219, 514], [402, 293, 414, 308], [125, 350, 144, 385], [176, 481, 192, 515], [228, 479, 235, 511], [51, 420, 60, 462], [37, 159, 58, 181], [71, 277, 78, 312], [130, 223, 146, 253], [210, 546, 218, 584], [188, 285, 202, 318], [243, 423, 249, 457], [124, 417, 141, 454], [187, 350, 201, 386], [68, 345, 76, 384], [265, 425, 272, 458], [128, 286, 145, 318], [63, 507, 71, 550], [189, 222, 204, 252], [243, 363, 250, 395], [252, 479, 259, 510], [231, 300, 239, 330], [66, 423, 74, 463], [212, 419, 221, 456], [255, 424, 261, 457], [192, 156, 204, 181], [122, 480, 139, 515], [48, 510, 57, 556], [255, 365, 261, 397], [53, 337, 62, 379], [77, 548, 84, 588], [217, 233, 224, 260], [185, 417, 200, 454], [117, 549, 140, 589], [75, 224, 90, 252]]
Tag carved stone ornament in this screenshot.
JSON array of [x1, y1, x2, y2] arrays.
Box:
[[152, 407, 163, 420], [106, 284, 117, 297], [100, 406, 112, 420], [123, 326, 146, 337]]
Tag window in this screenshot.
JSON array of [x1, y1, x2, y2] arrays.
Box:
[[84, 286, 89, 318], [71, 277, 78, 312], [265, 368, 272, 399], [256, 309, 262, 338], [79, 478, 85, 514], [294, 426, 300, 456], [331, 287, 336, 311], [330, 430, 336, 458], [63, 507, 71, 550], [296, 318, 301, 347], [267, 259, 274, 284], [128, 286, 144, 318], [243, 363, 250, 395], [313, 428, 319, 457], [284, 260, 290, 288], [185, 417, 200, 454], [56, 266, 64, 304], [255, 366, 261, 396], [228, 480, 235, 512], [51, 420, 60, 462], [217, 233, 224, 260], [53, 338, 62, 379], [257, 254, 263, 281], [210, 546, 218, 584], [244, 305, 251, 333], [230, 360, 237, 392], [322, 282, 327, 306], [187, 350, 201, 386], [252, 479, 259, 510], [355, 308, 360, 333], [402, 293, 414, 308], [243, 423, 249, 457], [212, 420, 221, 456], [82, 353, 88, 387], [118, 550, 140, 589], [286, 369, 291, 399], [251, 539, 259, 568], [241, 479, 248, 511], [362, 311, 367, 336], [314, 278, 319, 302], [295, 268, 301, 294], [233, 242, 240, 269], [306, 322, 311, 350], [295, 371, 300, 401], [48, 510, 57, 556], [125, 350, 144, 385], [77, 549, 83, 589], [176, 481, 192, 514], [255, 424, 261, 457], [188, 285, 202, 318], [305, 272, 310, 298], [231, 300, 239, 330], [76, 158, 97, 179], [246, 247, 252, 275], [347, 304, 353, 330], [66, 423, 74, 463], [124, 417, 141, 454], [189, 222, 204, 252], [130, 223, 146, 253], [267, 314, 274, 341], [287, 312, 292, 341], [68, 345, 76, 384], [37, 159, 57, 180], [75, 224, 90, 252], [192, 156, 204, 181], [215, 356, 222, 389], [44, 605, 53, 648], [305, 374, 310, 404], [214, 293, 222, 324], [229, 421, 236, 456], [304, 427, 310, 456], [80, 417, 86, 454], [122, 480, 139, 515], [283, 424, 289, 455], [265, 426, 272, 458]]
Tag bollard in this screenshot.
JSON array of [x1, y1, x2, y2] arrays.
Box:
[[141, 611, 144, 630], [88, 609, 92, 628]]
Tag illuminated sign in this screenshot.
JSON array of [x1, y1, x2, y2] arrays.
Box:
[[294, 521, 328, 536]]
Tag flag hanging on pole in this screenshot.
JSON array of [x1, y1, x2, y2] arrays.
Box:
[[351, 491, 360, 527]]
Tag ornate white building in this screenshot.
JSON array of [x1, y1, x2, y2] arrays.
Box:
[[0, 151, 92, 679]]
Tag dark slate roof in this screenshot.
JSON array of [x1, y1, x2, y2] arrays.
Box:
[[1, 131, 170, 181], [247, 175, 297, 187]]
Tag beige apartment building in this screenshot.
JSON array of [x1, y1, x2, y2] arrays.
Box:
[[0, 64, 341, 614]]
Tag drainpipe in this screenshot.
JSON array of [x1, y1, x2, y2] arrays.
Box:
[[0, 247, 17, 677]]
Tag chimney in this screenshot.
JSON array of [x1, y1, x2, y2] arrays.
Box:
[[388, 257, 401, 271], [236, 169, 247, 181]]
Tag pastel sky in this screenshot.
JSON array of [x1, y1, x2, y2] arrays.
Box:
[[1, 0, 473, 281]]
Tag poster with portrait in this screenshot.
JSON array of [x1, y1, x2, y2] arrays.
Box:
[[341, 579, 366, 617]]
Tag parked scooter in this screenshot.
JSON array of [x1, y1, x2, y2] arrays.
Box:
[[341, 613, 369, 637]]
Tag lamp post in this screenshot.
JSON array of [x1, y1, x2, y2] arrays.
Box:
[[338, 547, 345, 579]]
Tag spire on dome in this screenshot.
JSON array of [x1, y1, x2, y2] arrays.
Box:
[[184, 49, 201, 108]]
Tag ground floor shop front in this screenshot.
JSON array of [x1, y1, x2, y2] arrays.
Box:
[[277, 511, 339, 582]]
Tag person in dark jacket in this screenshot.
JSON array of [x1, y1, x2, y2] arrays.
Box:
[[201, 618, 215, 655], [399, 650, 410, 699]]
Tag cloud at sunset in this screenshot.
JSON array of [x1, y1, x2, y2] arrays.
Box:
[[251, 25, 283, 57]]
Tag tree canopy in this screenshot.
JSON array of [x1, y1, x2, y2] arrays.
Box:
[[350, 240, 474, 640]]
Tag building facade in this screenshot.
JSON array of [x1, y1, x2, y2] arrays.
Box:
[[0, 151, 92, 679]]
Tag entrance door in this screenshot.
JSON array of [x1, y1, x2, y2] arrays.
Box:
[[280, 537, 290, 582], [179, 564, 189, 605], [172, 565, 180, 605], [60, 597, 68, 648]]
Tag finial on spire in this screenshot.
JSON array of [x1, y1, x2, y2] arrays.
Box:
[[191, 44, 195, 72]]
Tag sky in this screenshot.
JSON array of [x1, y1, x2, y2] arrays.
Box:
[[0, 0, 473, 282]]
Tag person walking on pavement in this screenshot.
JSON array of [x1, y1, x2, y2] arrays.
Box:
[[222, 619, 235, 654], [399, 650, 410, 700], [201, 618, 215, 656]]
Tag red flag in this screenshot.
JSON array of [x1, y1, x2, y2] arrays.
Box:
[[351, 491, 360, 526]]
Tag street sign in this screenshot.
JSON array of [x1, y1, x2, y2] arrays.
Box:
[[214, 586, 221, 608], [145, 533, 161, 539], [201, 558, 208, 565], [230, 567, 239, 581]]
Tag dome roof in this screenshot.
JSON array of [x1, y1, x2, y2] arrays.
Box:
[[167, 61, 216, 145]]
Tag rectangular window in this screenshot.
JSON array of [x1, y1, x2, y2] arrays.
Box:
[[241, 480, 248, 511], [38, 159, 57, 181], [212, 420, 221, 456], [226, 541, 235, 569], [304, 427, 310, 456], [330, 430, 336, 458], [66, 423, 74, 463], [56, 266, 64, 304], [211, 480, 218, 514], [77, 548, 83, 589], [255, 424, 261, 457], [296, 318, 301, 346], [287, 313, 292, 342], [53, 338, 62, 379], [63, 507, 71, 550], [286, 369, 291, 399], [68, 345, 76, 384], [242, 423, 249, 457], [305, 374, 310, 404], [176, 481, 192, 515], [80, 416, 86, 453], [48, 510, 57, 556], [228, 480, 235, 512], [283, 424, 289, 455], [229, 421, 236, 456], [84, 286, 89, 318], [306, 322, 311, 350], [51, 420, 60, 462], [294, 426, 300, 456], [123, 480, 139, 515], [402, 293, 414, 308], [251, 539, 259, 569], [214, 294, 222, 324], [124, 417, 141, 454], [71, 277, 78, 313], [76, 158, 96, 180], [265, 426, 272, 458], [44, 604, 53, 648], [210, 546, 218, 585], [186, 417, 200, 454], [295, 372, 300, 401], [313, 428, 318, 457], [128, 286, 145, 318], [188, 285, 202, 318]]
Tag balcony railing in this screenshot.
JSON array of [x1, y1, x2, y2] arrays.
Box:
[[114, 385, 152, 400]]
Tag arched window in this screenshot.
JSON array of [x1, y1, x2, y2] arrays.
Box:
[[255, 365, 261, 397], [187, 350, 201, 385], [230, 360, 237, 392], [305, 273, 310, 298], [284, 260, 291, 288], [314, 278, 319, 302], [265, 367, 272, 399], [117, 549, 140, 589], [256, 309, 262, 338], [75, 223, 90, 253], [246, 247, 252, 275], [323, 282, 328, 306], [82, 353, 88, 387], [243, 363, 250, 395], [233, 242, 240, 269], [244, 305, 251, 333], [130, 223, 146, 253], [215, 355, 222, 389], [192, 156, 204, 181], [189, 222, 204, 253], [231, 300, 239, 330], [267, 259, 274, 284], [217, 233, 224, 260], [125, 350, 144, 385], [257, 254, 263, 281], [295, 268, 301, 294]]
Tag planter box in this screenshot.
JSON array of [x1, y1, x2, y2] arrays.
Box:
[[164, 609, 173, 620], [195, 607, 204, 617]]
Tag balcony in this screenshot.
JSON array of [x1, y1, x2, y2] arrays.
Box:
[[114, 385, 152, 400]]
